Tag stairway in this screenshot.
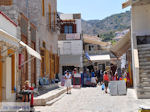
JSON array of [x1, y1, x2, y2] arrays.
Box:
[[137, 44, 150, 99]]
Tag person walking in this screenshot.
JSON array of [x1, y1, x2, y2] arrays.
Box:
[[91, 69, 97, 87], [103, 71, 109, 93], [65, 71, 72, 94]]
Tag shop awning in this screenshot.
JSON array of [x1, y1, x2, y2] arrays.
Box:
[[19, 41, 41, 60], [110, 31, 131, 58], [0, 29, 41, 60], [0, 29, 19, 47], [90, 55, 110, 61], [83, 34, 109, 47]]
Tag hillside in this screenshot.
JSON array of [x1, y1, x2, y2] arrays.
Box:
[[82, 11, 131, 41]]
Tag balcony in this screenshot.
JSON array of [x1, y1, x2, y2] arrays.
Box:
[[58, 33, 81, 40]]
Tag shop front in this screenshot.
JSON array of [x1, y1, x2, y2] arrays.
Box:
[[0, 11, 41, 101], [110, 31, 133, 87], [0, 11, 19, 101]]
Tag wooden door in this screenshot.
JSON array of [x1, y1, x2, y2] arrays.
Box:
[[21, 35, 28, 87], [31, 41, 36, 87], [0, 48, 2, 102]]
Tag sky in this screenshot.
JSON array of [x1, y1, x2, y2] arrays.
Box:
[[57, 0, 130, 20]]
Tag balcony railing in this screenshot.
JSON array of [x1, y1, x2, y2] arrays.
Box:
[[59, 33, 81, 40]]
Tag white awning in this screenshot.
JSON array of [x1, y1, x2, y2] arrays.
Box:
[[0, 29, 19, 47], [19, 41, 41, 60], [0, 29, 41, 60], [90, 55, 110, 61]]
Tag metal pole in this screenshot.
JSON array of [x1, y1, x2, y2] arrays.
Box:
[[20, 56, 35, 67]]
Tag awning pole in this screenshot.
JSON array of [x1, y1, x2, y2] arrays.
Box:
[[0, 46, 25, 62], [1, 40, 21, 54], [20, 56, 35, 67]]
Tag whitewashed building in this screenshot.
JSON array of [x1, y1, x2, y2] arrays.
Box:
[[58, 14, 83, 77]]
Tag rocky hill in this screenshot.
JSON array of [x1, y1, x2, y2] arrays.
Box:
[[82, 11, 131, 41]]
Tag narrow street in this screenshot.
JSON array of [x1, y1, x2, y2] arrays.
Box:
[[35, 86, 150, 112]]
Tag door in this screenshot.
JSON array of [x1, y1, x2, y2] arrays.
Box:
[[21, 35, 28, 87], [6, 57, 12, 100], [31, 41, 36, 87], [0, 48, 2, 102]]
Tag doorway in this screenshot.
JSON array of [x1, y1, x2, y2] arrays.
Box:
[[31, 41, 36, 87]]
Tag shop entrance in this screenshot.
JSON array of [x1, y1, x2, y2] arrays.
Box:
[[62, 66, 75, 75]]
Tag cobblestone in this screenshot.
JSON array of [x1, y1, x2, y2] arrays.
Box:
[[35, 86, 150, 112]]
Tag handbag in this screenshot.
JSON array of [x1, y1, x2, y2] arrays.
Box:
[[102, 83, 105, 90]]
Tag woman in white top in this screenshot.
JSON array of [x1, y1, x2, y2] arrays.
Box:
[[65, 71, 72, 94]]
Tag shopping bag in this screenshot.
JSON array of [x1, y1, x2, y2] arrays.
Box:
[[102, 83, 105, 90]]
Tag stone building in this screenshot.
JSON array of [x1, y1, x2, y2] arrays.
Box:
[[83, 34, 111, 72], [122, 0, 150, 98], [0, 0, 59, 96], [0, 10, 41, 102]]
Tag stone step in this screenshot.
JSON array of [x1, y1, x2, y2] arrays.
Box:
[[138, 83, 150, 87], [138, 47, 150, 51], [139, 66, 150, 69], [137, 94, 150, 99], [34, 87, 66, 106], [138, 50, 150, 55], [137, 88, 150, 92], [139, 61, 150, 66], [140, 75, 150, 79], [139, 68, 150, 73], [139, 54, 150, 58], [139, 58, 150, 62], [46, 93, 65, 106], [137, 44, 150, 48], [140, 78, 150, 82]]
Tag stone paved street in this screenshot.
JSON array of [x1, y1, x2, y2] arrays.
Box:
[[35, 86, 150, 112]]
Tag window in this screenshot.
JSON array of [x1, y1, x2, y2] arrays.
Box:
[[64, 25, 73, 34], [0, 0, 12, 6], [42, 0, 45, 16], [43, 41, 46, 48], [48, 4, 51, 29], [89, 45, 91, 51], [97, 45, 101, 50], [53, 9, 56, 29]]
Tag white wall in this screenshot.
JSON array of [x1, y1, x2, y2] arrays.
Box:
[[75, 19, 82, 34], [132, 4, 150, 36], [130, 3, 150, 88], [58, 40, 83, 55], [0, 14, 17, 38], [60, 14, 73, 20]]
